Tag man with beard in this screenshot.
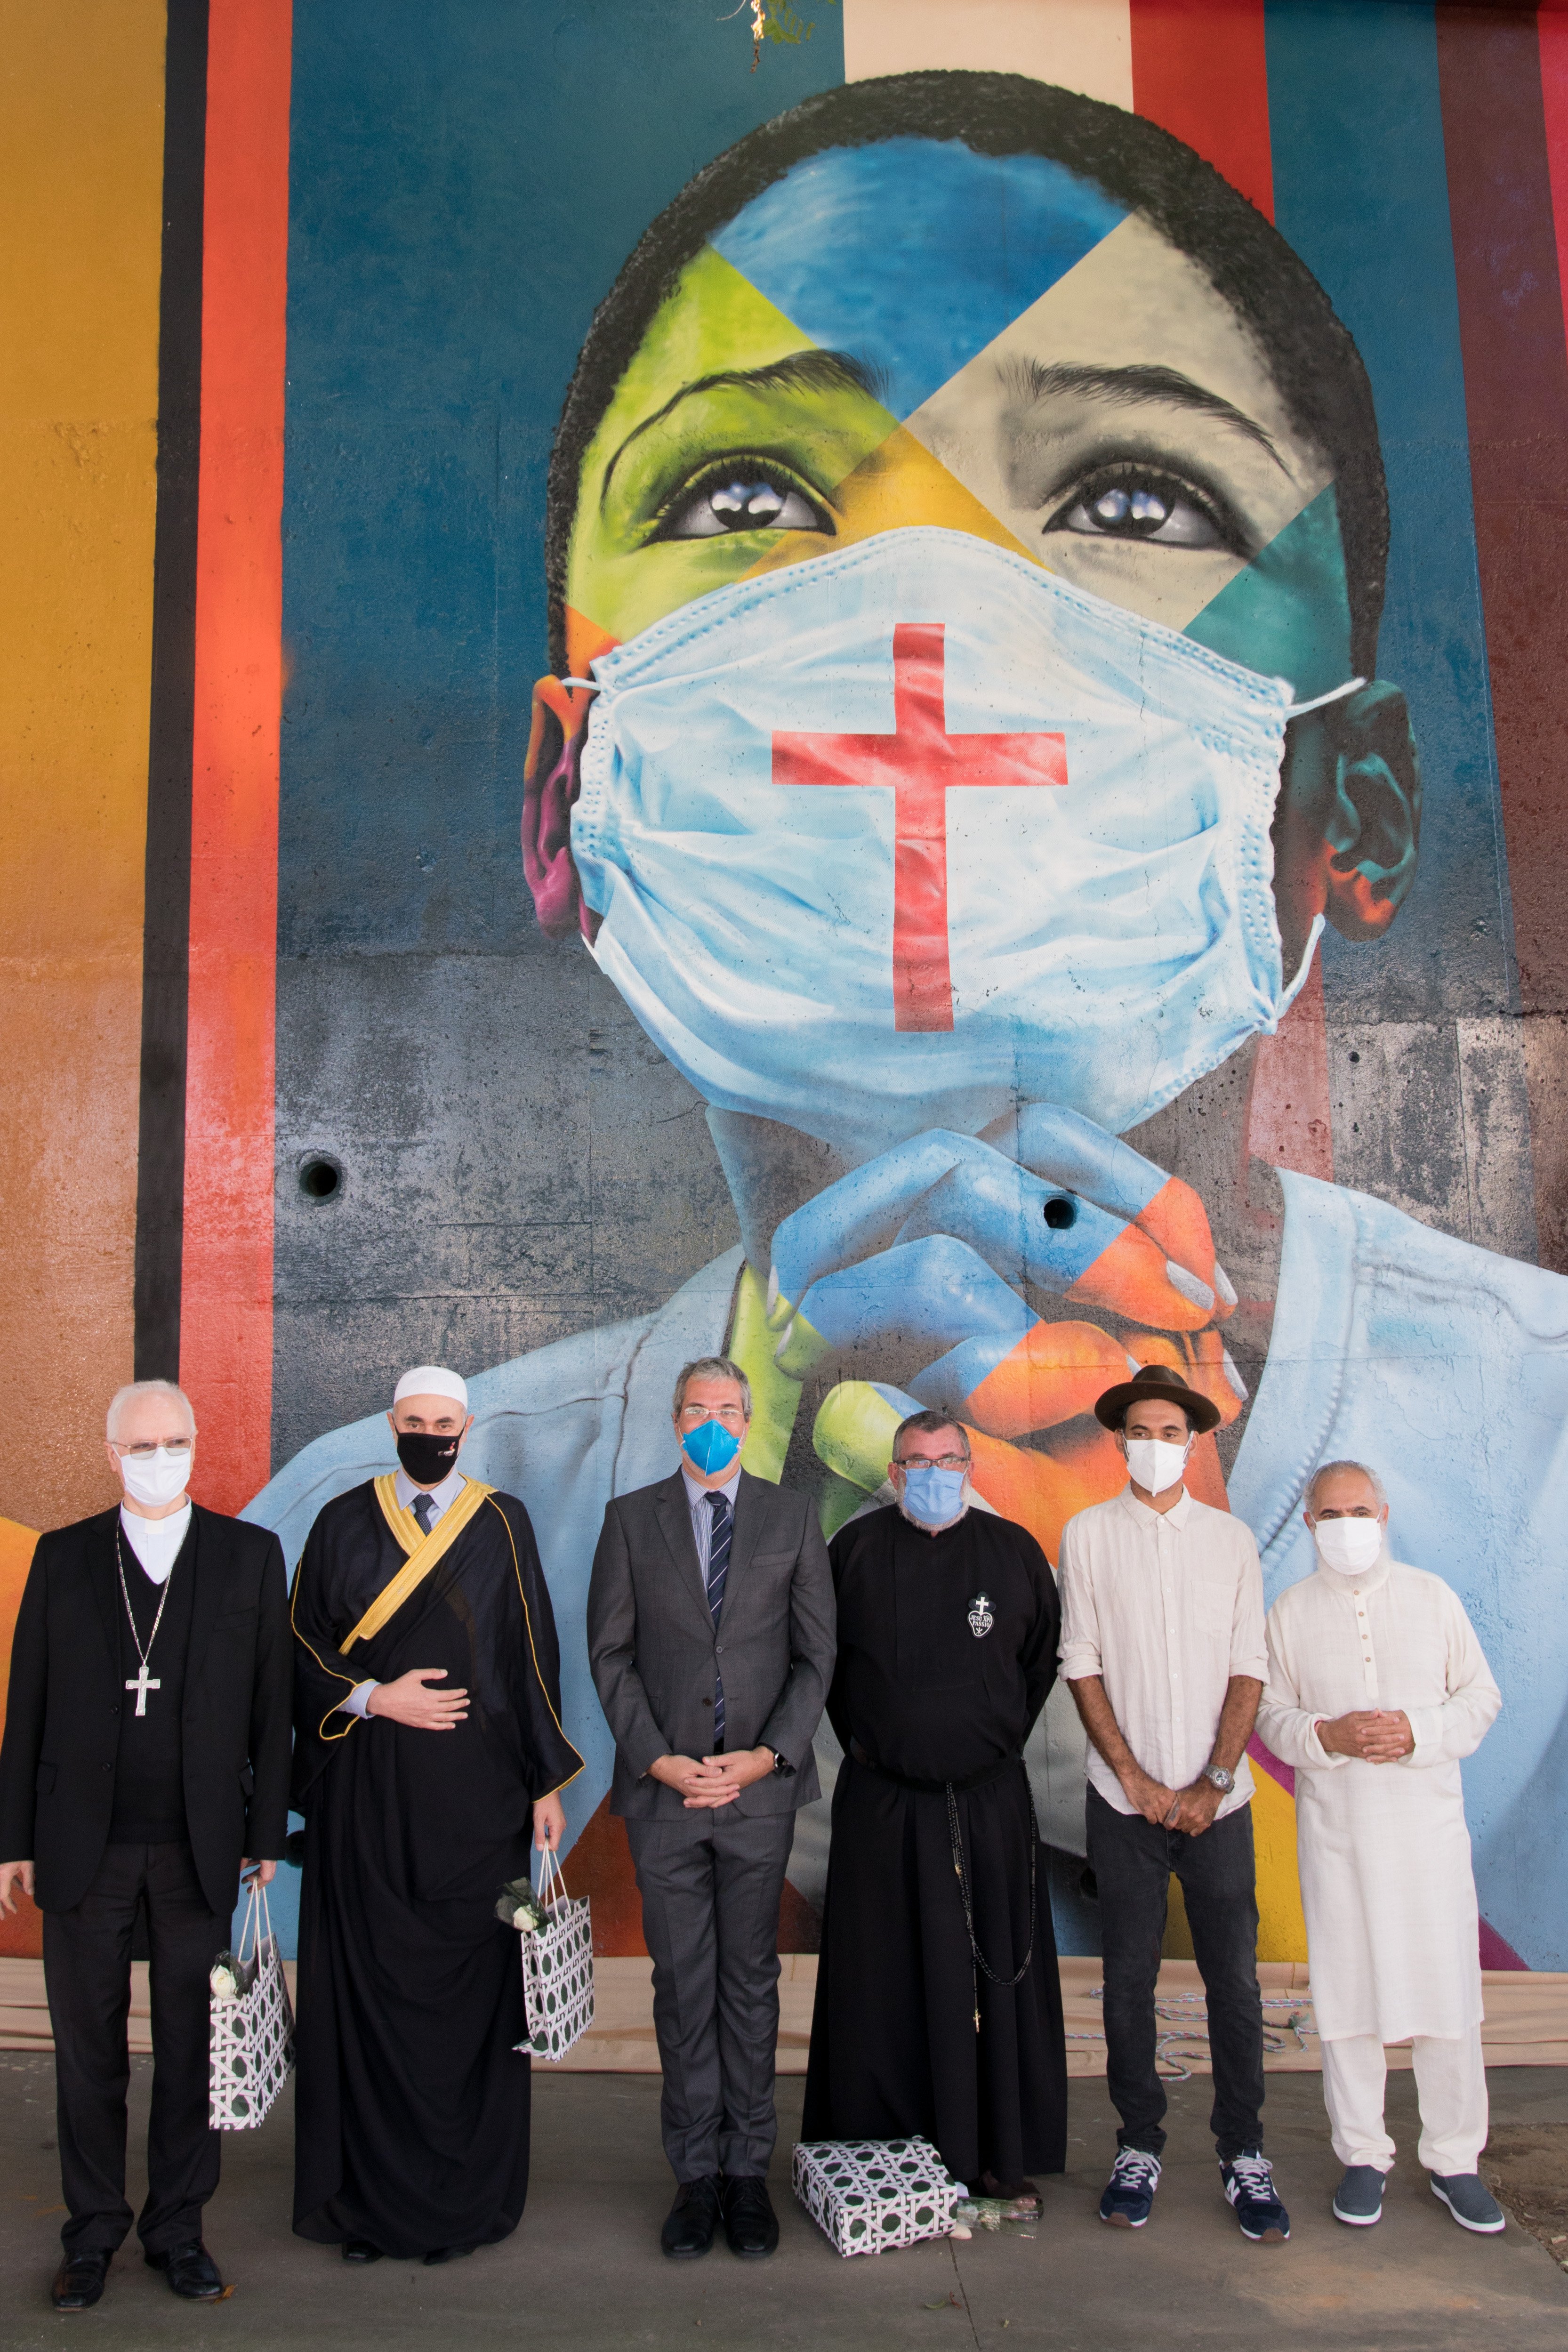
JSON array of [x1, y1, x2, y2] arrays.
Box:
[[289, 1365, 581, 2265], [803, 1410, 1065, 2198]]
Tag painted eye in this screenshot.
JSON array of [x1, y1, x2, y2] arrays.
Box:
[[1054, 469, 1227, 549], [663, 474, 828, 539]]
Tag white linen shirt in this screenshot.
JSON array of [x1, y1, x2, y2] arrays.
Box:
[[1057, 1484, 1268, 1820]]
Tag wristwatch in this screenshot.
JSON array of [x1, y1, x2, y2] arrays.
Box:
[[1202, 1763, 1235, 1794], [771, 1749, 795, 1777]]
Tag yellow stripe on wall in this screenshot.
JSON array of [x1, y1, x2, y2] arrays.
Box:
[[0, 0, 169, 1532]]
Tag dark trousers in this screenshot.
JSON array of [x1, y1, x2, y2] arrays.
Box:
[[1086, 1786, 1265, 2162], [42, 1840, 226, 2255], [625, 1808, 795, 2184]]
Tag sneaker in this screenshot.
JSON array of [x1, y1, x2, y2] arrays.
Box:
[[1099, 2148, 1161, 2228], [1430, 2173, 1505, 2234], [1222, 2151, 1290, 2242], [1332, 2165, 1386, 2226]]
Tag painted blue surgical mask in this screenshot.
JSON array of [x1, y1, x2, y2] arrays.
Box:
[[571, 529, 1337, 1163], [682, 1417, 742, 1476], [899, 1464, 969, 1529]]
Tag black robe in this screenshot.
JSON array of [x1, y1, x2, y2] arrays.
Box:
[[289, 1480, 581, 2257], [802, 1505, 1067, 2190]]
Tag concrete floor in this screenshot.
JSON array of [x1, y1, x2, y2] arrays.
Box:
[[3, 2058, 1567, 2352]]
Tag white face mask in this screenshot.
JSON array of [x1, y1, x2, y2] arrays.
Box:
[[1124, 1437, 1190, 1497], [1312, 1516, 1383, 1574], [120, 1445, 192, 1510], [571, 527, 1338, 1161]]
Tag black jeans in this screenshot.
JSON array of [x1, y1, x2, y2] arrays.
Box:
[[42, 1840, 226, 2255], [1086, 1786, 1265, 2162]]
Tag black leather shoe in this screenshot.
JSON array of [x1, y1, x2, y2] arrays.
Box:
[[145, 2240, 224, 2299], [722, 2176, 780, 2259], [662, 2175, 723, 2259], [421, 2246, 474, 2266], [51, 2251, 111, 2311], [342, 2239, 384, 2263]]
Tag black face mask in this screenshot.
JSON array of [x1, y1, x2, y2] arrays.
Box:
[[396, 1430, 462, 1486]]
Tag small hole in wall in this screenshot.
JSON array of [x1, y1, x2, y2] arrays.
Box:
[[1043, 1196, 1077, 1230], [298, 1156, 343, 1202]]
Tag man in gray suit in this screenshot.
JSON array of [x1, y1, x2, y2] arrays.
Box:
[[587, 1355, 835, 2261]]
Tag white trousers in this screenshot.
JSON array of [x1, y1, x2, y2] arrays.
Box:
[[1319, 2028, 1488, 2175]]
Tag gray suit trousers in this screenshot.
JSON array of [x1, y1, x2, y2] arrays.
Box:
[[626, 1806, 796, 2182]]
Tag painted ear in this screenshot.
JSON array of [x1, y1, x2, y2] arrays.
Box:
[[1319, 680, 1421, 940], [522, 678, 598, 942]]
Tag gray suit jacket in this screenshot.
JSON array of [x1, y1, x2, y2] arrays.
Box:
[[587, 1467, 835, 1819]]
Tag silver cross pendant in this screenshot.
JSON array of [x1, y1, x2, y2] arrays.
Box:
[[126, 1665, 161, 1716]]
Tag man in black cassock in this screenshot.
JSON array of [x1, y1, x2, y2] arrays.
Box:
[[289, 1365, 582, 2264], [802, 1410, 1066, 2197]]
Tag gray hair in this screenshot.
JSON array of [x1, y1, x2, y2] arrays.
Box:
[[671, 1355, 752, 1418], [106, 1378, 196, 1442], [892, 1409, 972, 1464], [1305, 1458, 1387, 1514]]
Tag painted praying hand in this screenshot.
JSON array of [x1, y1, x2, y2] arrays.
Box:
[[763, 1106, 1246, 1559]]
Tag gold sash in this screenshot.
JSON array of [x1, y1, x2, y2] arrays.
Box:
[[342, 1474, 496, 1651]]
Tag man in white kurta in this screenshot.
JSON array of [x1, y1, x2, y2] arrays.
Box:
[[1256, 1460, 1503, 2235]]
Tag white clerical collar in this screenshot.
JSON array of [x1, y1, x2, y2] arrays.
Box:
[[394, 1463, 467, 1516], [119, 1501, 192, 1586]]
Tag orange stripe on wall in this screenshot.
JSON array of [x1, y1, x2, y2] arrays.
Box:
[[180, 0, 292, 1512]]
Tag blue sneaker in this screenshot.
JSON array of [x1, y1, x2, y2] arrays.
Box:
[[1332, 2165, 1386, 2226], [1099, 2148, 1161, 2228], [1430, 2173, 1505, 2233], [1222, 2151, 1290, 2242]]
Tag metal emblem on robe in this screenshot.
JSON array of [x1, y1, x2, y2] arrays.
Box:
[[967, 1592, 994, 1639]]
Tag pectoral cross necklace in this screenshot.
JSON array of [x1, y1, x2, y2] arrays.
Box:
[[116, 1523, 173, 1716]]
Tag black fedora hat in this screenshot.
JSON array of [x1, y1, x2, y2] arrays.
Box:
[[1093, 1361, 1221, 1437]]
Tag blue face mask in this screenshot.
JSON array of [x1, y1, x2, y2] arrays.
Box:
[[899, 1464, 968, 1529], [682, 1416, 742, 1476]]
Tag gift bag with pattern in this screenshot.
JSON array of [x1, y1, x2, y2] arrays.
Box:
[[209, 1881, 295, 2130], [514, 1845, 595, 2063], [793, 2137, 963, 2256]]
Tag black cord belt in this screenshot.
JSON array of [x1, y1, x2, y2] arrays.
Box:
[[847, 1742, 1039, 2028]]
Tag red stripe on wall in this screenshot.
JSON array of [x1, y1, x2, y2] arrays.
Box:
[[1436, 9, 1568, 1020], [1540, 17, 1568, 367], [180, 0, 292, 1512], [1129, 0, 1274, 220]]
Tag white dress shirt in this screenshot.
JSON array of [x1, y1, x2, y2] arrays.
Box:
[[339, 1466, 468, 1718], [1057, 1483, 1268, 1820], [118, 1502, 191, 1586]]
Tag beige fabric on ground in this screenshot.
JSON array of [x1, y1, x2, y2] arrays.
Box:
[[1320, 2028, 1488, 2175], [1257, 1555, 1499, 2042]]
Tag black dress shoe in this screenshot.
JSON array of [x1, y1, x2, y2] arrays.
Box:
[[421, 2246, 474, 2266], [145, 2240, 224, 2299], [722, 2176, 780, 2259], [51, 2250, 111, 2311], [342, 2239, 384, 2263], [662, 2175, 723, 2259]]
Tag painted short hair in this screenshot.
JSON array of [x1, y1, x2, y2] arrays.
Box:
[[106, 1378, 196, 1442], [547, 69, 1388, 678], [672, 1354, 753, 1418], [892, 1408, 972, 1463]]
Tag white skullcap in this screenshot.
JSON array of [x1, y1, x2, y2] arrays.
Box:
[[393, 1365, 469, 1410]]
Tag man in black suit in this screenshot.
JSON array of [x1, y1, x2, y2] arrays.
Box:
[[0, 1378, 290, 2312], [588, 1355, 835, 2263]]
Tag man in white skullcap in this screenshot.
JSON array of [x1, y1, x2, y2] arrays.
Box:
[[289, 1366, 582, 2266], [1257, 1460, 1504, 2237]]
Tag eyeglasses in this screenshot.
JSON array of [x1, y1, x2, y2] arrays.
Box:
[[678, 1402, 746, 1426], [893, 1453, 969, 1471], [110, 1439, 193, 1458]]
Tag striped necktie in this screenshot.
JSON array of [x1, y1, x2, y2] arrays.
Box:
[[706, 1490, 731, 1747]]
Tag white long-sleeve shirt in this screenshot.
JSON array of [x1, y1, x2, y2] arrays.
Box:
[[1257, 1552, 1500, 2041]]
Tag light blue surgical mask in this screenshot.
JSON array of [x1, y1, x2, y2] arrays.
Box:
[[899, 1464, 969, 1529], [571, 529, 1340, 1162], [682, 1417, 742, 1477]]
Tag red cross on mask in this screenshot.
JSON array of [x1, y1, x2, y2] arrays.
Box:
[[771, 623, 1068, 1032]]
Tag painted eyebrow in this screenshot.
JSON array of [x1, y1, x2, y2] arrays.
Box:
[[599, 348, 885, 510], [1000, 357, 1284, 466]]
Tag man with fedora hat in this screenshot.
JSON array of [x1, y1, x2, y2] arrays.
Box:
[[1058, 1364, 1285, 2244]]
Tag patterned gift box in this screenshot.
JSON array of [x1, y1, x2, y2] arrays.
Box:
[[792, 2136, 963, 2257]]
